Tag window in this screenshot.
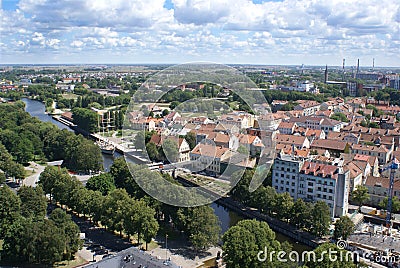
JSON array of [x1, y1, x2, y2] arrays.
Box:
[[308, 188, 313, 193]]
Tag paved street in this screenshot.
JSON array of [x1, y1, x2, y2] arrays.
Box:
[[84, 247, 180, 268], [23, 162, 46, 187]]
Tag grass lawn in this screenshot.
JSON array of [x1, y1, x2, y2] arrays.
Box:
[[0, 239, 3, 250], [62, 93, 79, 100], [54, 255, 88, 268], [145, 240, 159, 251]]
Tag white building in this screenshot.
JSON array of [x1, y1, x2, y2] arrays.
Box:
[[272, 155, 350, 218]]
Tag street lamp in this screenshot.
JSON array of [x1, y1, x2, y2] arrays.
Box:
[[165, 234, 168, 262]]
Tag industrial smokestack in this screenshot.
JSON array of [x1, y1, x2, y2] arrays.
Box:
[[324, 65, 328, 83], [342, 59, 345, 81], [357, 59, 360, 74], [373, 58, 375, 71]]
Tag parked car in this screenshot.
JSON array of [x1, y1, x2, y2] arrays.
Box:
[[94, 248, 108, 255]]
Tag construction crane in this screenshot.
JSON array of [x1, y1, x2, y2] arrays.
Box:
[[380, 157, 399, 227]]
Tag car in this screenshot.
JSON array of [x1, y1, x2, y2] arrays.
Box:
[[87, 243, 100, 250], [90, 245, 104, 252], [102, 253, 113, 259], [94, 248, 108, 255]]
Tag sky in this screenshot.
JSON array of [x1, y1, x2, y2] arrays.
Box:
[[0, 0, 399, 66]]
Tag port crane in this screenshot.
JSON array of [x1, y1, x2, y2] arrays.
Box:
[[380, 157, 399, 227]]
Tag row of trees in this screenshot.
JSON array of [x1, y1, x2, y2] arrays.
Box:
[[39, 158, 222, 251], [231, 170, 332, 237], [222, 219, 358, 268], [0, 142, 25, 181], [38, 165, 159, 249], [0, 102, 102, 172], [0, 186, 81, 265]]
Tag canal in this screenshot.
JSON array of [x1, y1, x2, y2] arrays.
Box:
[[22, 98, 310, 253]]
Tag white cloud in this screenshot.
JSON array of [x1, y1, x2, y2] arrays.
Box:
[[0, 0, 398, 65]]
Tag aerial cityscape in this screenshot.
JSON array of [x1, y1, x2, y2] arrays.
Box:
[[1, 1, 400, 268]]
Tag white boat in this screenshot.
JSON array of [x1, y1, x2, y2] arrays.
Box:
[[96, 140, 115, 155]]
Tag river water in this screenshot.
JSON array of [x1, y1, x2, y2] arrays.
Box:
[[22, 98, 310, 253]]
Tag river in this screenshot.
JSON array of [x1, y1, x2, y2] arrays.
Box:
[[22, 98, 310, 253], [22, 98, 116, 172]]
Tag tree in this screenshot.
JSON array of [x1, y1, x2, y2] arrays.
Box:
[[123, 199, 159, 250], [146, 142, 159, 161], [334, 216, 355, 240], [162, 109, 169, 116], [18, 185, 47, 219], [237, 145, 249, 155], [66, 138, 103, 173], [310, 201, 331, 237], [368, 122, 380, 128], [291, 198, 312, 229], [102, 188, 131, 235], [71, 107, 99, 133], [184, 132, 196, 150], [0, 186, 21, 238], [331, 113, 349, 123], [222, 219, 290, 268], [304, 243, 357, 268], [379, 196, 400, 213], [351, 185, 370, 211], [109, 157, 132, 188], [49, 208, 83, 260], [161, 139, 179, 163], [134, 131, 146, 150], [274, 192, 294, 222], [86, 190, 104, 223], [39, 166, 70, 202], [178, 206, 221, 251], [86, 173, 116, 195], [0, 172, 6, 184], [2, 218, 65, 264]]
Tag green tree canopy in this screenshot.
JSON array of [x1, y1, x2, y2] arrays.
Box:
[[304, 243, 357, 268], [379, 196, 400, 213], [86, 173, 116, 195], [18, 185, 47, 219], [351, 185, 370, 210], [177, 206, 221, 251], [333, 216, 355, 240], [0, 186, 21, 238], [310, 201, 331, 237], [222, 219, 291, 268]]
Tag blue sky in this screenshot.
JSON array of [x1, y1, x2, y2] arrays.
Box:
[[1, 0, 399, 66]]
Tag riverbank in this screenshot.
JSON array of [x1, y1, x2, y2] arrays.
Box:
[[21, 98, 311, 259], [176, 174, 323, 250]]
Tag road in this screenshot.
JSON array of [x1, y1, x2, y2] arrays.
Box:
[[23, 162, 46, 187], [84, 247, 180, 268]]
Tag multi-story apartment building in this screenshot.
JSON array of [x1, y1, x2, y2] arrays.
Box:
[[350, 144, 392, 165], [272, 155, 350, 218], [294, 100, 320, 116]]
